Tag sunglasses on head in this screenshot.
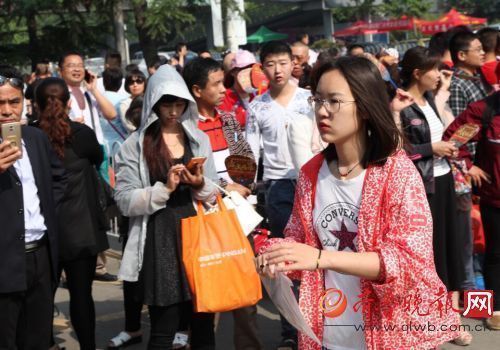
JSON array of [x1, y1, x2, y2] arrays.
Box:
[[128, 77, 145, 85], [0, 75, 24, 90]]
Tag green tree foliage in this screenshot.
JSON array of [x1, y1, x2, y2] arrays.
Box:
[[445, 0, 500, 22], [0, 0, 113, 67], [331, 0, 380, 23], [381, 0, 432, 19]]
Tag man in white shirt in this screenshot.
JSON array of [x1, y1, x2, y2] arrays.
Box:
[[245, 41, 314, 350], [58, 51, 117, 144]]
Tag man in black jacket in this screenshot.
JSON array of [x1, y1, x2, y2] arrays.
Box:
[[0, 64, 66, 349]]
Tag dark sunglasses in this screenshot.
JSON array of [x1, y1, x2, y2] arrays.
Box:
[[0, 75, 24, 90], [128, 77, 145, 85]]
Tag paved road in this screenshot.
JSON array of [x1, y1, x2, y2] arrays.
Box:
[[53, 245, 500, 349]]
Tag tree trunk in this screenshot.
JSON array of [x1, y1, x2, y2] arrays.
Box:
[[132, 0, 158, 69], [26, 9, 39, 70], [112, 0, 128, 66]]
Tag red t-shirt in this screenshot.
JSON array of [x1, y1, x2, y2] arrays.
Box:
[[481, 60, 499, 86], [197, 111, 228, 152]]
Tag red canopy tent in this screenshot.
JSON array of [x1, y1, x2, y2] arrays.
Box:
[[418, 8, 487, 34], [334, 17, 418, 37], [334, 21, 370, 37]]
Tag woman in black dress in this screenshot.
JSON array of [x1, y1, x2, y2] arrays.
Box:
[[35, 77, 109, 349]]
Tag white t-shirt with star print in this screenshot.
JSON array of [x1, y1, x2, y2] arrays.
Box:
[[313, 159, 367, 350]]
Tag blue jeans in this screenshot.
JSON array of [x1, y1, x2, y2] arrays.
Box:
[[265, 179, 298, 340], [265, 179, 296, 239]]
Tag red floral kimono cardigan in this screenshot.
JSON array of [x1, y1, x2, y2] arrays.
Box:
[[262, 150, 460, 350]]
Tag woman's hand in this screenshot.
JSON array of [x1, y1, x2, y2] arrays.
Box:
[[469, 165, 491, 188], [180, 163, 204, 189], [439, 70, 453, 92], [166, 164, 184, 192], [262, 242, 321, 272], [432, 141, 457, 158], [390, 89, 415, 113], [255, 254, 284, 278]]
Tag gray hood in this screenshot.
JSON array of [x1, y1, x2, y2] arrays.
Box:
[[114, 65, 219, 282], [140, 64, 199, 141]]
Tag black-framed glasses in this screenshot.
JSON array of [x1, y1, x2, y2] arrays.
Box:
[[0, 75, 24, 90], [307, 96, 356, 113]]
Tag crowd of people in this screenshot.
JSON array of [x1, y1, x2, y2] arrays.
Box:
[[0, 26, 498, 350]]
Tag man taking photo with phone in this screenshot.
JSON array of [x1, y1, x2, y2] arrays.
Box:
[[58, 51, 117, 145], [0, 64, 66, 349]]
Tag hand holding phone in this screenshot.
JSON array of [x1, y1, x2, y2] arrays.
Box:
[[186, 157, 206, 173], [1, 122, 22, 154], [84, 70, 94, 84], [84, 70, 97, 92], [0, 141, 21, 173]]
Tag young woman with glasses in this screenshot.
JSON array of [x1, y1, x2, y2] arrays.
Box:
[[256, 57, 460, 350]]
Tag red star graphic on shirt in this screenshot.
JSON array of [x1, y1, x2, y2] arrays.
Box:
[[330, 220, 357, 252]]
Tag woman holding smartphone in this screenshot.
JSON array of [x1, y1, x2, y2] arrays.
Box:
[[114, 65, 219, 350], [256, 57, 460, 350]]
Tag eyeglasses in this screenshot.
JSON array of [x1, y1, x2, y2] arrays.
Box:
[[128, 77, 145, 85], [307, 96, 356, 113], [0, 75, 24, 90], [463, 47, 484, 54]]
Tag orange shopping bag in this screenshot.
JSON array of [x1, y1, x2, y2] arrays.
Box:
[[181, 195, 262, 313]]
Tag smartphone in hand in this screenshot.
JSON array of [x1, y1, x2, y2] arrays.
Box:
[[186, 157, 206, 173], [84, 70, 94, 84], [1, 121, 22, 156]]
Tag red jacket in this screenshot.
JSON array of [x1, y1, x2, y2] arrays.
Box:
[[261, 151, 459, 350], [218, 89, 257, 130], [443, 93, 500, 208]]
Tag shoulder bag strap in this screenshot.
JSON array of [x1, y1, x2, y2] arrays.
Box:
[[84, 91, 96, 131]]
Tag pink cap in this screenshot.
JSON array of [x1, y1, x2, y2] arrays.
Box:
[[230, 50, 257, 70]]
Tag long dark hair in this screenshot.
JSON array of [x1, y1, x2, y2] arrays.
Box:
[[125, 95, 143, 130], [399, 47, 441, 88], [310, 56, 401, 168], [143, 95, 188, 182], [34, 77, 71, 159]]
